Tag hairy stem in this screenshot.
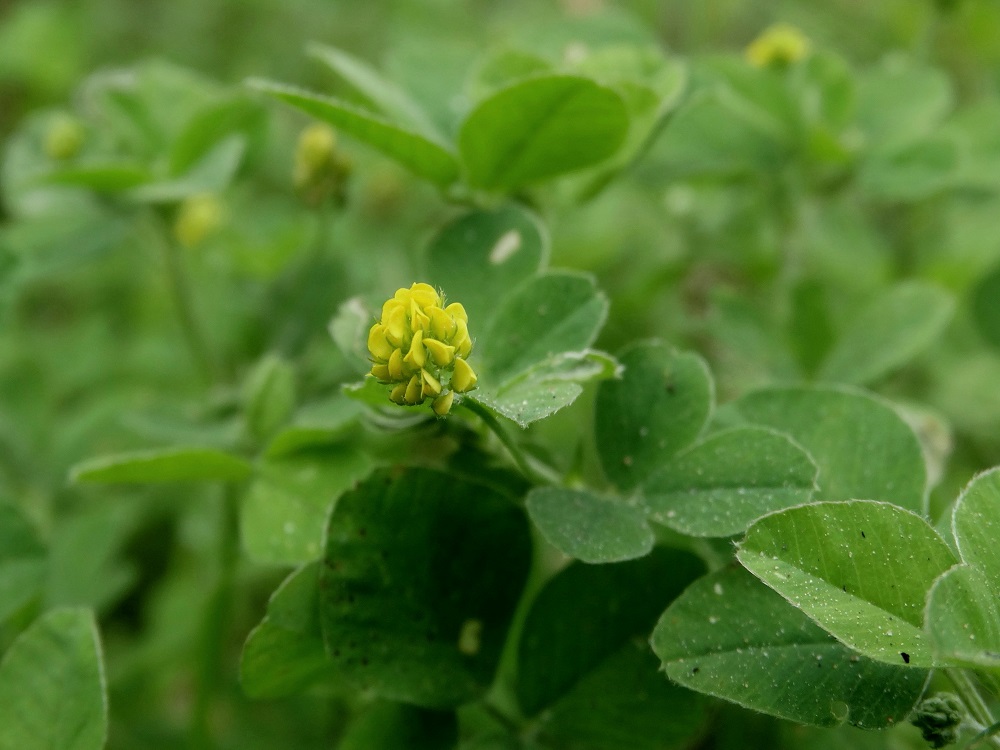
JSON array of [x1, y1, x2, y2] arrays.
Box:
[[946, 669, 1000, 749], [460, 399, 560, 486]]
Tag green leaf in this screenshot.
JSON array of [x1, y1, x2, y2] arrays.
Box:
[[731, 385, 927, 513], [0, 502, 46, 624], [41, 162, 151, 192], [241, 448, 372, 565], [70, 446, 253, 484], [478, 271, 608, 384], [339, 702, 457, 750], [925, 564, 1000, 669], [972, 263, 1000, 351], [127, 135, 246, 203], [423, 206, 547, 335], [818, 282, 953, 385], [0, 608, 107, 750], [643, 426, 818, 538], [459, 75, 629, 190], [240, 563, 342, 698], [855, 59, 952, 147], [537, 642, 708, 750], [307, 43, 442, 139], [859, 137, 957, 201], [517, 547, 705, 716], [319, 468, 531, 708], [264, 395, 364, 459], [929, 468, 1000, 666], [526, 487, 653, 563], [248, 78, 460, 187], [737, 500, 957, 667], [595, 342, 713, 492], [953, 467, 1000, 583], [652, 566, 928, 729], [471, 349, 619, 427], [242, 353, 297, 444], [168, 96, 265, 175]]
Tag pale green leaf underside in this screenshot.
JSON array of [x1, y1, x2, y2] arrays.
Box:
[[737, 501, 957, 667]]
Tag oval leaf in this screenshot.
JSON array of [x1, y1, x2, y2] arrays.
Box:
[[240, 563, 342, 698], [737, 501, 957, 667], [459, 75, 629, 190], [69, 447, 253, 484], [423, 206, 547, 334], [595, 342, 714, 491], [526, 487, 653, 564], [320, 468, 531, 708], [0, 608, 107, 750], [652, 567, 928, 729], [952, 467, 1000, 583], [479, 270, 608, 383], [732, 385, 927, 513], [643, 426, 818, 537], [926, 564, 1000, 669], [818, 282, 953, 386], [517, 547, 705, 717], [248, 79, 459, 187], [241, 448, 372, 565]]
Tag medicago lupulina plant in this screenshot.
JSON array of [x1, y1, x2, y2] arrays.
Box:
[[4, 11, 1000, 750]]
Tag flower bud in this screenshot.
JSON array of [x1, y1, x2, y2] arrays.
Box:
[[294, 122, 350, 207], [173, 193, 225, 249], [746, 23, 810, 68], [44, 113, 85, 161], [367, 282, 478, 416]]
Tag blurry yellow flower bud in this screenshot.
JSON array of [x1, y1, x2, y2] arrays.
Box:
[[44, 113, 85, 161], [173, 193, 225, 249], [746, 23, 811, 68], [294, 122, 351, 207], [367, 282, 478, 416]]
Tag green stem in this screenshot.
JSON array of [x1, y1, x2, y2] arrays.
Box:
[[189, 485, 241, 750], [970, 721, 1000, 750], [946, 669, 1000, 749], [146, 214, 218, 384], [460, 399, 560, 486]]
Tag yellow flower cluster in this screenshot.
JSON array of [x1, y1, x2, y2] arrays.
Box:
[[368, 283, 478, 416], [746, 23, 811, 68]]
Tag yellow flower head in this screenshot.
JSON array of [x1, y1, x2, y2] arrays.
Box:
[[173, 193, 226, 249], [368, 283, 478, 415], [746, 23, 811, 68]]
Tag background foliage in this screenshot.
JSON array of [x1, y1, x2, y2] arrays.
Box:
[[5, 0, 1000, 748]]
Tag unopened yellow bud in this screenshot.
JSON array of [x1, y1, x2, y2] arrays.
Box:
[[432, 390, 455, 416], [294, 122, 351, 207], [746, 23, 810, 68], [366, 282, 478, 415], [44, 113, 85, 161], [452, 357, 478, 393], [173, 193, 225, 248]]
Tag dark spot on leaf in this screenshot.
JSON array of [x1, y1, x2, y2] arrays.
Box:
[[691, 667, 699, 674], [361, 657, 369, 666], [665, 380, 676, 394], [900, 652, 910, 664], [861, 531, 866, 539], [842, 585, 847, 592], [332, 649, 340, 657], [358, 527, 367, 537]]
